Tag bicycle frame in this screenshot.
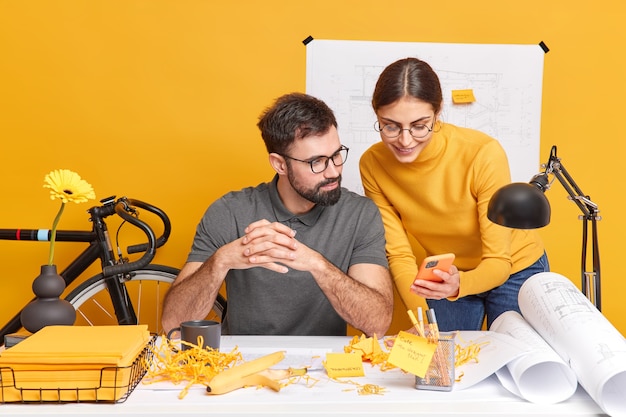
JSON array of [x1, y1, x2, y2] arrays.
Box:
[[0, 196, 171, 343]]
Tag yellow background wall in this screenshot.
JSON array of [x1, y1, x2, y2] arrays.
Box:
[[1, 0, 624, 336]]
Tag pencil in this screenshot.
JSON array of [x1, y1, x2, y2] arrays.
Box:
[[407, 309, 425, 337], [425, 309, 440, 340], [417, 307, 425, 337], [425, 309, 450, 386]]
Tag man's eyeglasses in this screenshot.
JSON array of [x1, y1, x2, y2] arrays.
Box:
[[374, 120, 435, 139], [281, 145, 349, 174]]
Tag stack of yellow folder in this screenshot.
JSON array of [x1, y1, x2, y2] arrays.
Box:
[[0, 325, 150, 402]]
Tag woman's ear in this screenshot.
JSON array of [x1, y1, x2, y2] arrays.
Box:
[[269, 153, 287, 175], [434, 102, 444, 132], [436, 101, 444, 119]]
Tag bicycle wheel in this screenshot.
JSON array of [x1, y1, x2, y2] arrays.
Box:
[[65, 264, 226, 335]]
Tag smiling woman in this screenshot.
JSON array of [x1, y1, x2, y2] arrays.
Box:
[[359, 57, 549, 332]]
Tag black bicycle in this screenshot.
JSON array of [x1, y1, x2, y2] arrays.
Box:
[[0, 195, 226, 345]]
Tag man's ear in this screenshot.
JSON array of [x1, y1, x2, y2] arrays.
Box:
[[269, 153, 287, 174]]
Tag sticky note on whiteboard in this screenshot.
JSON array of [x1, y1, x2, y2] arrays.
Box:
[[452, 89, 475, 104]]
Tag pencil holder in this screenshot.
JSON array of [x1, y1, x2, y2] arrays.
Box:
[[415, 337, 455, 391]]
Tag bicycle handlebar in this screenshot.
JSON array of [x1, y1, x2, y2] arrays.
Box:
[[125, 199, 171, 254], [99, 197, 172, 277]]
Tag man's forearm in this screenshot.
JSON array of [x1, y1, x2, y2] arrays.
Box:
[[161, 258, 224, 333], [312, 259, 393, 337]]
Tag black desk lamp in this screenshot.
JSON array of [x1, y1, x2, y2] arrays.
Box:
[[487, 145, 602, 310]]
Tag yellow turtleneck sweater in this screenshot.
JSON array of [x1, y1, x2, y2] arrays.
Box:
[[359, 123, 545, 312]]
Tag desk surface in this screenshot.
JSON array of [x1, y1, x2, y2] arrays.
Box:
[[1, 335, 609, 416]]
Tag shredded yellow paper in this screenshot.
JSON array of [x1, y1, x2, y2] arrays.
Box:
[[454, 333, 489, 368], [332, 377, 387, 396], [142, 336, 242, 399], [282, 372, 320, 390], [357, 383, 387, 395], [343, 334, 397, 371]]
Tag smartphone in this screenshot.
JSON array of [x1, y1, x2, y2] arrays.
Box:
[[415, 253, 455, 282]]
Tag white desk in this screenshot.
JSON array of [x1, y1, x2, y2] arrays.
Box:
[[0, 335, 610, 416]]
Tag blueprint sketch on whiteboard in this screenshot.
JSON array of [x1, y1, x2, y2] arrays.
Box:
[[306, 40, 545, 194]]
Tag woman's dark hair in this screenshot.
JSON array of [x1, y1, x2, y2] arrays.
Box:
[[257, 92, 338, 155], [372, 58, 443, 114]]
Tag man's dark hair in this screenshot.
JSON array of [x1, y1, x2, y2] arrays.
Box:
[[257, 92, 338, 155]]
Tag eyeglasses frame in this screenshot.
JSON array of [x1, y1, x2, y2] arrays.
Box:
[[280, 145, 350, 174], [374, 119, 437, 139]]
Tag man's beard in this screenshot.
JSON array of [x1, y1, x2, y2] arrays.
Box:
[[287, 170, 342, 206]]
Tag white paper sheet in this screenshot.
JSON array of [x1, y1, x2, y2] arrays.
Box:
[[232, 347, 327, 370], [517, 272, 626, 416], [452, 331, 529, 390], [490, 310, 578, 403]]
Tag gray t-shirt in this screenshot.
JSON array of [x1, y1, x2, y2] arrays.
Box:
[[187, 175, 388, 336]]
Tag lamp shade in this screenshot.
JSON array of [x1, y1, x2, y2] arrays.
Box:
[[487, 182, 551, 229]]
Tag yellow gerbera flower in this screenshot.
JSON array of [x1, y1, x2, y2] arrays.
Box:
[[43, 169, 96, 265], [43, 169, 96, 203]]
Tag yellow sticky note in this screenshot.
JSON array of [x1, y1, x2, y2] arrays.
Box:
[[387, 331, 437, 377], [324, 352, 365, 378], [452, 89, 475, 104]]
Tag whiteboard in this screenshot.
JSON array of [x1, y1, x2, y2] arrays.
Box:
[[306, 40, 545, 194]]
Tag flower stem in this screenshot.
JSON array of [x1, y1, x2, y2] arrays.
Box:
[[48, 202, 65, 266]]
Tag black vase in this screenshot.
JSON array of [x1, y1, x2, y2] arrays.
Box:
[[20, 264, 76, 333]]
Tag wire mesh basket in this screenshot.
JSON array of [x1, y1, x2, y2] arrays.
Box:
[[415, 336, 455, 392], [0, 335, 155, 404]]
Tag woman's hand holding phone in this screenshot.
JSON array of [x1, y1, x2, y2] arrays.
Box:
[[415, 253, 455, 282], [411, 253, 460, 300]]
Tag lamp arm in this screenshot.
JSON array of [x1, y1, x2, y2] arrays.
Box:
[[544, 146, 600, 220], [543, 145, 601, 310], [551, 167, 599, 218]]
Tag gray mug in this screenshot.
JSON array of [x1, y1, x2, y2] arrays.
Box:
[[167, 319, 221, 351]]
